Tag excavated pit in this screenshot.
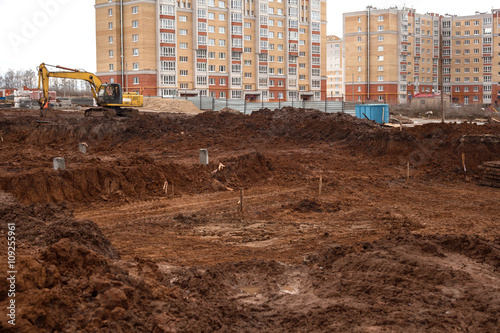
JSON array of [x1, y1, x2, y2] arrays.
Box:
[[1, 107, 500, 332]]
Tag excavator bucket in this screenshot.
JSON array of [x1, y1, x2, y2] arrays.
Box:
[[40, 108, 58, 118]]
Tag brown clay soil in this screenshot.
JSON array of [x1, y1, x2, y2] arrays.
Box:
[[1, 107, 500, 332]]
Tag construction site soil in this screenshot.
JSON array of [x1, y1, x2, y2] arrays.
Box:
[[1, 108, 500, 332]]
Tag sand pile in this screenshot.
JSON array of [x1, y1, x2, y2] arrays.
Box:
[[140, 97, 202, 114]]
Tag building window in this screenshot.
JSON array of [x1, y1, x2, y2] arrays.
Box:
[[133, 77, 139, 85], [161, 61, 175, 71], [132, 20, 138, 28], [196, 76, 207, 86], [161, 33, 175, 43], [132, 48, 139, 56], [109, 64, 114, 71], [132, 34, 138, 42], [194, 63, 206, 74], [108, 22, 113, 30], [160, 5, 174, 15], [161, 75, 176, 85], [132, 6, 138, 14], [109, 50, 113, 57], [198, 35, 207, 45], [161, 47, 175, 57], [108, 8, 112, 16], [109, 36, 113, 44], [133, 62, 139, 70], [198, 9, 207, 18]]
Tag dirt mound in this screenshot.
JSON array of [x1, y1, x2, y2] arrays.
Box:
[[0, 196, 222, 332], [0, 152, 276, 204], [0, 192, 119, 259], [2, 107, 500, 206], [284, 198, 342, 213], [141, 97, 202, 114], [214, 152, 273, 188], [219, 107, 240, 114], [0, 161, 211, 204], [1, 238, 224, 333]]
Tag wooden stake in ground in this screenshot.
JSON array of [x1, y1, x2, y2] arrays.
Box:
[[319, 175, 323, 196], [407, 162, 410, 182], [239, 188, 244, 213], [462, 153, 467, 172]]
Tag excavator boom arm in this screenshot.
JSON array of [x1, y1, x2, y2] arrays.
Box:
[[37, 63, 103, 107]]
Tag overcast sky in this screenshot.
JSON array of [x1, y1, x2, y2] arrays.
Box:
[[0, 0, 497, 76]]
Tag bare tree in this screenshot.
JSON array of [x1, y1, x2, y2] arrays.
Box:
[[3, 69, 15, 88], [14, 70, 24, 88], [20, 69, 36, 89], [0, 68, 92, 96]]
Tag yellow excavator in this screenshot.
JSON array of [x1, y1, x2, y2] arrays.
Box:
[[37, 63, 143, 117]]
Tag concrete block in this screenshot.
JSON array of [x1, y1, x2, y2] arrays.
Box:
[[78, 143, 87, 154], [199, 149, 209, 165], [53, 157, 66, 170]]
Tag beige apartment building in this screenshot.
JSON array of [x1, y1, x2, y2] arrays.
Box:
[[326, 35, 343, 101], [441, 12, 500, 106], [95, 0, 327, 101], [343, 7, 500, 106]]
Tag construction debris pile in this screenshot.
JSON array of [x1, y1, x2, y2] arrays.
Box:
[[480, 161, 500, 188]]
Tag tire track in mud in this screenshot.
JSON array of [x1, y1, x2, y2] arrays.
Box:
[[75, 186, 308, 224]]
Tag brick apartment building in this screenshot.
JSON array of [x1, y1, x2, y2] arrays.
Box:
[[343, 7, 500, 106], [95, 0, 327, 101], [326, 35, 343, 101]]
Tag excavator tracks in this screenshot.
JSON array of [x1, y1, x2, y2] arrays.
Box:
[[84, 107, 139, 118]]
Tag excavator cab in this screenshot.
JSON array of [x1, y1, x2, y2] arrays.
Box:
[[97, 83, 123, 106]]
